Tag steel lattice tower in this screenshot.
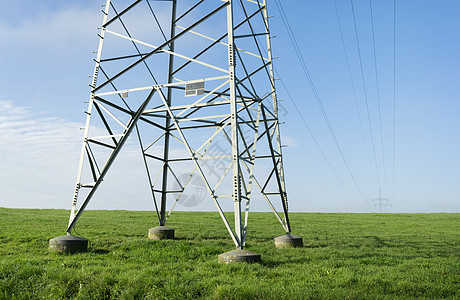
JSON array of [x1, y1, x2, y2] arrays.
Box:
[[370, 197, 391, 213], [51, 0, 302, 258]]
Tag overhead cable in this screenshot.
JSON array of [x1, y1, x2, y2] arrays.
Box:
[[350, 0, 382, 196], [333, 0, 374, 180], [274, 0, 367, 201], [277, 76, 358, 203], [369, 0, 388, 197], [392, 0, 397, 204]]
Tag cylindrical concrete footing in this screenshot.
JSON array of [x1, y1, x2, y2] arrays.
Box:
[[274, 234, 303, 249], [218, 249, 261, 264], [148, 226, 175, 240], [49, 235, 88, 253]]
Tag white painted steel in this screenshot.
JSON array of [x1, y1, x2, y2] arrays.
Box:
[[69, 0, 111, 228], [105, 29, 230, 74], [66, 0, 294, 248]]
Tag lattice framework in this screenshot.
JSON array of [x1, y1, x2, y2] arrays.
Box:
[[68, 0, 291, 249]]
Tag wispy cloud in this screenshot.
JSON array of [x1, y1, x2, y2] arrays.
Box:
[[0, 6, 99, 45], [0, 100, 83, 208], [0, 99, 178, 211], [281, 135, 298, 148]]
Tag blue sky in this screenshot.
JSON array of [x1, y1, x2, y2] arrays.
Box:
[[0, 0, 459, 213]]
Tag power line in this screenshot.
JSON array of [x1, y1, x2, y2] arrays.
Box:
[[253, 10, 358, 202], [274, 0, 367, 201], [369, 0, 388, 198], [276, 75, 357, 203], [392, 0, 397, 205], [333, 0, 374, 183], [350, 0, 382, 196]]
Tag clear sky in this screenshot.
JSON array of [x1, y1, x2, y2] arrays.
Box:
[[0, 0, 459, 213]]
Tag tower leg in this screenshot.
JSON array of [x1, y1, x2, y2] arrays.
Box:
[[158, 0, 177, 229]]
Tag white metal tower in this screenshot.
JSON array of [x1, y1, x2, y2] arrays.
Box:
[[50, 0, 302, 260], [370, 196, 391, 213]]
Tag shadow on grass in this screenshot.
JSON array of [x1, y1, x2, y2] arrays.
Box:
[[173, 235, 232, 243], [362, 235, 390, 248], [260, 255, 310, 267], [90, 249, 111, 255], [303, 243, 328, 248]]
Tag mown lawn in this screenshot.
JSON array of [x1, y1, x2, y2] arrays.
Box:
[[0, 208, 458, 299]]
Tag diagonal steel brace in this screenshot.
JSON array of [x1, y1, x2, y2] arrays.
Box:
[[67, 89, 156, 234]]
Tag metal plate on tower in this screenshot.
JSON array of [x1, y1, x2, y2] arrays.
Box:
[[185, 81, 204, 97]]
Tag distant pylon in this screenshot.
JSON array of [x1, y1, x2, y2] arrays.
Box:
[[59, 0, 301, 255], [370, 196, 391, 213]]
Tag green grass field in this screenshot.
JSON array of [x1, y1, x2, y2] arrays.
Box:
[[0, 208, 458, 299]]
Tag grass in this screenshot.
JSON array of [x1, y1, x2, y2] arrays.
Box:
[[0, 208, 458, 299]]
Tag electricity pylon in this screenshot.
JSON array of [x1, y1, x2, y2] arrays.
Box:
[[51, 0, 302, 259], [370, 196, 391, 213]]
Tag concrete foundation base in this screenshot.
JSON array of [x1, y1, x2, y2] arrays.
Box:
[[148, 226, 175, 240], [274, 234, 303, 249], [218, 249, 261, 264], [49, 235, 88, 253]]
